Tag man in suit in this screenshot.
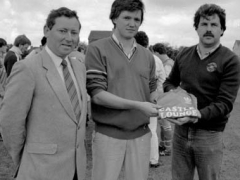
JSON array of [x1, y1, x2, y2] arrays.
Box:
[[0, 7, 87, 180]]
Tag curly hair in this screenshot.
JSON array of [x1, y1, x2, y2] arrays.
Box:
[[193, 4, 226, 33]]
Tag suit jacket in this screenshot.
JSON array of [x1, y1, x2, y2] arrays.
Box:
[[0, 49, 87, 180]]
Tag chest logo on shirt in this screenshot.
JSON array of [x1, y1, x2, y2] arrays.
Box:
[[206, 62, 217, 72]]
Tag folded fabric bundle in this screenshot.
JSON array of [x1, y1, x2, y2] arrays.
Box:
[[157, 87, 199, 119]]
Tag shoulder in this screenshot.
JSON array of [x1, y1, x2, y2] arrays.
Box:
[[175, 45, 196, 63], [219, 45, 240, 67], [179, 45, 196, 56], [4, 51, 17, 60], [69, 50, 85, 63], [136, 44, 154, 58]]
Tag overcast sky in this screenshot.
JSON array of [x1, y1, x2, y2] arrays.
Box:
[[1, 0, 239, 49]]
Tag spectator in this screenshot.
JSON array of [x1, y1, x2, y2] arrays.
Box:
[[153, 43, 174, 77], [135, 31, 166, 168], [152, 42, 174, 156], [4, 34, 31, 76], [0, 38, 8, 141], [0, 38, 8, 98]]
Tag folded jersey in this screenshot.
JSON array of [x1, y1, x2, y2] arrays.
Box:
[[157, 87, 199, 119]]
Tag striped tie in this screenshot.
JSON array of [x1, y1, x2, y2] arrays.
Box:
[[62, 59, 81, 121]]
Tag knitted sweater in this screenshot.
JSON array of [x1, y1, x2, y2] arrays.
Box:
[[86, 37, 156, 139], [164, 44, 240, 131]]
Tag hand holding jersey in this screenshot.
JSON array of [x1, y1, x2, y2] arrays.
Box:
[[156, 87, 201, 125]]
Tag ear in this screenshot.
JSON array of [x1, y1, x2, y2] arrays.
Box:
[[220, 29, 224, 36], [44, 25, 50, 38]]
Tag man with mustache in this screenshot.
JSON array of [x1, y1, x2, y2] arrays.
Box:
[[85, 0, 161, 179], [163, 4, 240, 180]]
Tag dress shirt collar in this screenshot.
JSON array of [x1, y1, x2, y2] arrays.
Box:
[[112, 33, 137, 59], [196, 43, 220, 60], [45, 45, 69, 68]]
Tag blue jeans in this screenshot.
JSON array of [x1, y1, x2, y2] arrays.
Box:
[[172, 125, 223, 180]]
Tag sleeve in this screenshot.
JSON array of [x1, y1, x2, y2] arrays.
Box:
[[199, 55, 240, 121], [164, 64, 172, 77], [4, 54, 17, 77], [163, 54, 181, 92], [154, 56, 166, 92], [0, 61, 35, 166], [149, 54, 157, 93], [85, 44, 108, 97]]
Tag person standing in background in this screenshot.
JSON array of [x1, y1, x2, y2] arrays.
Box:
[[152, 42, 174, 156], [4, 34, 31, 76], [164, 4, 240, 180], [135, 31, 166, 168], [153, 43, 174, 77], [0, 38, 8, 141]]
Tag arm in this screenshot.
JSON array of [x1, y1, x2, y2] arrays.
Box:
[[0, 61, 35, 166], [92, 90, 161, 117], [86, 44, 160, 117], [199, 55, 240, 121], [163, 56, 180, 92], [164, 64, 172, 77], [163, 52, 199, 125], [154, 55, 166, 93]]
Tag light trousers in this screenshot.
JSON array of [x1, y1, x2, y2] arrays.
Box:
[[92, 132, 151, 180], [148, 117, 159, 163]]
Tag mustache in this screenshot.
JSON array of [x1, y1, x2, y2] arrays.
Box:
[[203, 32, 214, 37]]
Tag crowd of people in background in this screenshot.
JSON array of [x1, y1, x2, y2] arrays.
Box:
[[0, 0, 240, 180]]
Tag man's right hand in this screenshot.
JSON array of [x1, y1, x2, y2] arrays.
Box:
[[137, 102, 162, 117]]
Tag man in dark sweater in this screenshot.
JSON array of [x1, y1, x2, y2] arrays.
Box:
[[163, 4, 240, 180], [85, 0, 161, 179]]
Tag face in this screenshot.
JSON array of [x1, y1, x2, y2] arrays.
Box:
[[113, 10, 142, 40], [44, 16, 80, 58], [0, 45, 7, 53], [19, 44, 30, 54], [196, 14, 223, 48]]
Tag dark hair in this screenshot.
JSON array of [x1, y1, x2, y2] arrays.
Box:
[[14, 34, 31, 47], [46, 7, 81, 30], [41, 36, 47, 46], [152, 43, 167, 54], [0, 38, 7, 48], [134, 31, 148, 48], [109, 0, 145, 27], [193, 4, 226, 34]]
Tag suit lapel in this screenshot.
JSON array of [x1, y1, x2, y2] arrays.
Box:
[[41, 50, 77, 124]]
